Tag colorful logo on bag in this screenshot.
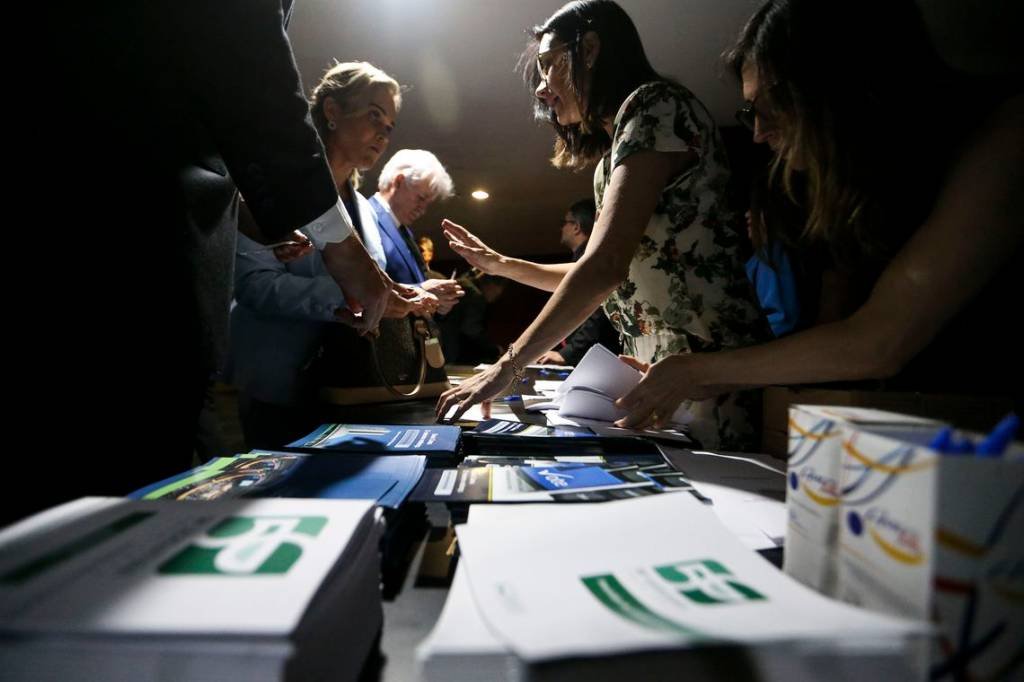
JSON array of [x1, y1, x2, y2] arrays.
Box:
[[840, 434, 936, 506], [847, 508, 923, 565], [796, 466, 840, 506], [159, 516, 327, 575], [787, 416, 840, 466]]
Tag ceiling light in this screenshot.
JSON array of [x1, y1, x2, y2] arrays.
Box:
[[471, 190, 489, 200]]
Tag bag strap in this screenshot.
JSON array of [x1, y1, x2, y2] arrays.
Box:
[[369, 318, 430, 398]]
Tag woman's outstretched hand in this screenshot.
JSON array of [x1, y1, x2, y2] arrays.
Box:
[[442, 219, 505, 274]]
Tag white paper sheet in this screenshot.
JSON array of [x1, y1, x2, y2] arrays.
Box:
[[456, 494, 925, 662]]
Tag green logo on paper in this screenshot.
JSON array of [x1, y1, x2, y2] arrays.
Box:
[[159, 516, 327, 575], [581, 559, 766, 636], [654, 559, 766, 605]]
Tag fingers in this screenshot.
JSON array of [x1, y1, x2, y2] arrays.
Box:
[[441, 219, 467, 238], [618, 355, 650, 373], [436, 387, 470, 421], [273, 243, 313, 263], [335, 308, 358, 326], [614, 407, 656, 430]]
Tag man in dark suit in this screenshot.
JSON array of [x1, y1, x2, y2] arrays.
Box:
[[370, 149, 464, 314], [14, 1, 389, 525]]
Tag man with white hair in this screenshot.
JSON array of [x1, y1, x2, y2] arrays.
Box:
[[371, 149, 464, 313]]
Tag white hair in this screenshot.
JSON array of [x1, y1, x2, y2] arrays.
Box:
[[377, 149, 454, 200]]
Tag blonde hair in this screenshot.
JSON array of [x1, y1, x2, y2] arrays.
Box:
[[310, 61, 402, 187]]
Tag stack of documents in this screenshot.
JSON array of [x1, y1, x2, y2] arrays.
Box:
[[286, 423, 461, 458], [527, 345, 690, 426], [0, 497, 384, 682], [418, 493, 928, 681]]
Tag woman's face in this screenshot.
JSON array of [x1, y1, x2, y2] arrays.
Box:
[[534, 33, 584, 126], [326, 87, 397, 171], [740, 62, 783, 152]]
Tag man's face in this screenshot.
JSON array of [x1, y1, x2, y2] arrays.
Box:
[[559, 213, 582, 249], [389, 175, 435, 226]]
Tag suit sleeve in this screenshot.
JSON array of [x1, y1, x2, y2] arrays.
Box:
[[179, 0, 339, 240], [233, 234, 346, 321]]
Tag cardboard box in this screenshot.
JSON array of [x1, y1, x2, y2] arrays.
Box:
[[783, 405, 942, 595], [835, 424, 1023, 679]]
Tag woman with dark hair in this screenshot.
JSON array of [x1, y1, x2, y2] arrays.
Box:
[[438, 0, 769, 448], [613, 0, 1022, 429]]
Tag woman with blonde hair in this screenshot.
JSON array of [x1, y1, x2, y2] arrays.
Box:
[[227, 61, 434, 449]]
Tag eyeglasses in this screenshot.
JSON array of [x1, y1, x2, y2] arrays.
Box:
[[735, 83, 782, 131], [536, 39, 580, 80]]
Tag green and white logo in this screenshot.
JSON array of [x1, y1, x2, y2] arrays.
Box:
[[159, 516, 327, 575], [582, 559, 766, 635], [655, 559, 766, 605]]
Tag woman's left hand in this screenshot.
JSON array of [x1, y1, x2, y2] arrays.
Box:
[[436, 361, 516, 421], [613, 354, 716, 430]]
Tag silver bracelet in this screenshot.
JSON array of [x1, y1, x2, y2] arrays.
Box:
[[506, 346, 525, 386]]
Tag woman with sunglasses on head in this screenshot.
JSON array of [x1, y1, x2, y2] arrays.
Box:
[[613, 0, 1022, 430], [438, 0, 770, 449]]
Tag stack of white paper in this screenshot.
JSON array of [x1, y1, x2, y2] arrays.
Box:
[[527, 345, 691, 427], [416, 564, 522, 682], [419, 494, 929, 681], [0, 496, 384, 682]]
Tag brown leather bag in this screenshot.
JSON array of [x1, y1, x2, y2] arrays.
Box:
[[314, 317, 450, 405]]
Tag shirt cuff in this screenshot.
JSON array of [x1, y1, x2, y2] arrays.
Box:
[[299, 197, 354, 250]]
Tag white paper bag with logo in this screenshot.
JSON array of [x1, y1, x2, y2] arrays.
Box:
[[834, 423, 1023, 680], [784, 405, 943, 595]]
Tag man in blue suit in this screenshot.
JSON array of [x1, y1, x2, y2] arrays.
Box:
[[370, 150, 464, 313]]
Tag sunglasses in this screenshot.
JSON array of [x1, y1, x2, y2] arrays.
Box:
[[735, 84, 780, 131], [536, 38, 581, 79]]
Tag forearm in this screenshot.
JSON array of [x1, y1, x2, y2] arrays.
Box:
[[493, 257, 573, 292], [506, 256, 622, 364], [693, 310, 904, 392]]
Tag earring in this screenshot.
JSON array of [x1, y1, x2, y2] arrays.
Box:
[[327, 120, 337, 131]]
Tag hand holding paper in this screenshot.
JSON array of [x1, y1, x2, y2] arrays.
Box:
[[614, 352, 715, 429]]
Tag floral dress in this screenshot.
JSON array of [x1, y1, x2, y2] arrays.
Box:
[[595, 81, 770, 449]]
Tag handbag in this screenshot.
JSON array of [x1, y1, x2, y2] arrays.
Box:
[[315, 316, 450, 405]]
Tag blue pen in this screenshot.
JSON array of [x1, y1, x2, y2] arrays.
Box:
[[950, 435, 975, 455], [928, 427, 954, 453], [497, 395, 522, 402], [976, 413, 1019, 457]]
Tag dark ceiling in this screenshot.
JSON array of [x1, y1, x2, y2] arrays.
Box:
[[287, 0, 1018, 260]]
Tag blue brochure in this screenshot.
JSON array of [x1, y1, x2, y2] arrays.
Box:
[[287, 423, 461, 455], [472, 419, 595, 438], [129, 451, 426, 509]]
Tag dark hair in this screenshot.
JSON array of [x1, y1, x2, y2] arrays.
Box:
[[567, 197, 597, 236], [522, 0, 667, 171], [724, 0, 958, 268]]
